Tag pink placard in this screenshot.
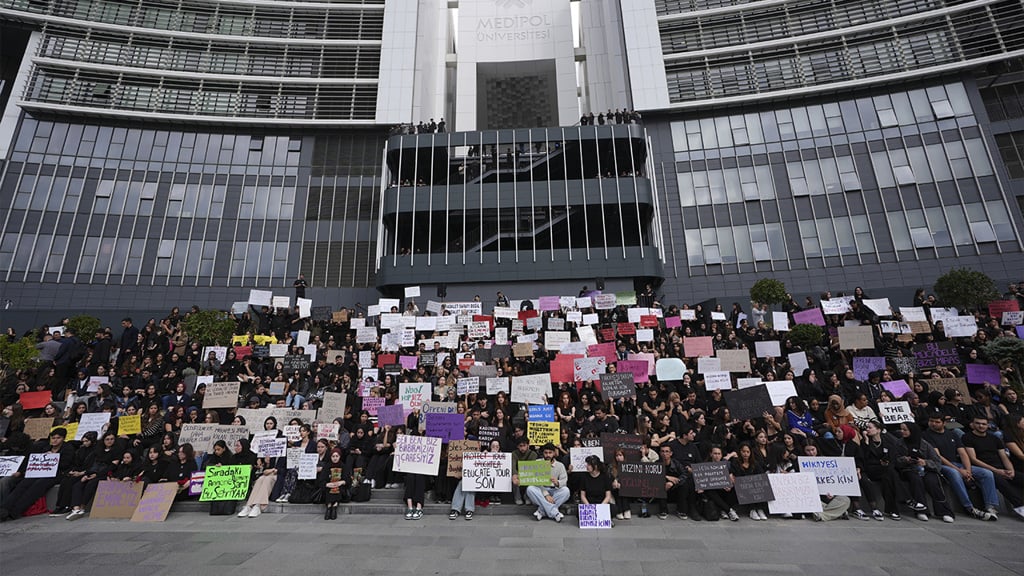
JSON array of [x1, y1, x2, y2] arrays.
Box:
[[399, 355, 419, 370], [616, 360, 649, 383], [539, 296, 560, 311], [587, 343, 618, 364], [627, 352, 656, 375], [793, 308, 826, 326], [362, 396, 385, 415], [683, 336, 714, 358], [665, 315, 682, 329], [882, 379, 912, 398]]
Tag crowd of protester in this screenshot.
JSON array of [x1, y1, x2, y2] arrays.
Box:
[[1, 278, 1023, 525]]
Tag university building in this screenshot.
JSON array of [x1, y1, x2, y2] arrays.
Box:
[[1, 0, 1023, 325]]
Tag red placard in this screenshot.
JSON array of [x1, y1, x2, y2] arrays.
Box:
[[587, 343, 618, 364], [989, 300, 1020, 317], [518, 310, 539, 320], [233, 346, 253, 359], [19, 391, 51, 410], [550, 354, 584, 383], [639, 315, 659, 328], [377, 354, 397, 368], [617, 323, 636, 336], [599, 328, 616, 342], [472, 314, 494, 332]]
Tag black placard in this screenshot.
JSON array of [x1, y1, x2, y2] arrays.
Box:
[[735, 473, 775, 505], [477, 425, 500, 445], [474, 348, 492, 363], [912, 341, 960, 369], [311, 306, 332, 322], [723, 385, 773, 421], [383, 363, 403, 374], [617, 462, 666, 499], [601, 432, 643, 463], [600, 373, 636, 400], [282, 355, 311, 373], [581, 438, 601, 448], [490, 344, 510, 360], [252, 345, 270, 358], [420, 352, 437, 366], [691, 461, 732, 491]]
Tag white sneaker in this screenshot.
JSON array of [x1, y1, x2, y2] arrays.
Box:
[[1014, 506, 1024, 520], [916, 513, 928, 522], [615, 513, 624, 520], [515, 496, 524, 506], [65, 509, 85, 521], [533, 510, 543, 521], [728, 509, 739, 522], [238, 506, 252, 517], [750, 509, 759, 520], [248, 507, 261, 518], [276, 494, 290, 503], [757, 509, 768, 521], [623, 510, 631, 519], [942, 515, 955, 523]]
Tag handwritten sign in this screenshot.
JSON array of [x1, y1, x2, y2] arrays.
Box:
[[462, 451, 513, 492], [199, 465, 251, 501], [446, 440, 480, 478], [398, 382, 429, 414], [570, 447, 603, 472], [393, 435, 442, 476], [317, 392, 347, 423], [735, 473, 774, 505], [0, 456, 25, 477], [517, 460, 553, 486], [767, 473, 823, 514], [527, 421, 560, 446], [118, 414, 142, 436], [25, 453, 60, 478], [691, 461, 732, 491], [75, 412, 111, 441], [617, 462, 665, 498], [512, 374, 550, 404], [203, 381, 240, 409], [578, 503, 613, 529], [913, 342, 960, 369], [376, 403, 406, 427], [704, 371, 732, 391], [188, 472, 205, 496], [853, 357, 886, 381], [529, 404, 555, 422], [797, 456, 860, 497], [457, 377, 480, 396], [178, 424, 251, 453], [90, 480, 144, 519], [927, 377, 972, 404], [256, 436, 287, 458], [425, 413, 465, 443], [717, 349, 752, 373], [131, 482, 180, 522], [838, 326, 874, 350], [878, 402, 914, 425], [298, 453, 319, 480]]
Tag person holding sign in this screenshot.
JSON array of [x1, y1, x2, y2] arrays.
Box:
[[0, 427, 75, 523], [525, 443, 569, 522], [318, 448, 350, 520], [580, 455, 614, 527], [697, 446, 740, 521], [731, 443, 768, 521]]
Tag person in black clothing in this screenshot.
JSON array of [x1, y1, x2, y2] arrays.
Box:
[[858, 421, 907, 520], [580, 455, 613, 524], [293, 274, 308, 299], [0, 427, 77, 522], [51, 431, 99, 515], [165, 443, 199, 498], [962, 415, 1024, 517], [64, 432, 122, 519], [319, 448, 351, 520], [655, 444, 691, 520], [117, 318, 139, 367]]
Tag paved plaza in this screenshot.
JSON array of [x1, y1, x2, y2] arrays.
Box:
[[1, 511, 1021, 576]]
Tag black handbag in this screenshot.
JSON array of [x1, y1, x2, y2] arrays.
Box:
[[288, 480, 323, 504], [351, 482, 371, 502], [209, 500, 236, 516]]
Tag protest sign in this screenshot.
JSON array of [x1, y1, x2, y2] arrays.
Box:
[[892, 356, 918, 376], [913, 342, 961, 369], [617, 462, 666, 498], [517, 460, 553, 486], [704, 371, 732, 391], [600, 433, 644, 463], [822, 299, 852, 315], [838, 326, 874, 350], [297, 453, 319, 479], [317, 392, 347, 423], [764, 381, 798, 406], [87, 375, 108, 393], [199, 465, 251, 501], [177, 424, 250, 453], [717, 349, 752, 373], [362, 397, 385, 415], [529, 404, 555, 422], [118, 414, 141, 436], [527, 421, 560, 446], [599, 373, 635, 400], [248, 289, 272, 307], [789, 351, 809, 375], [25, 453, 60, 478], [793, 308, 826, 326], [767, 473, 823, 514], [462, 451, 513, 492], [131, 482, 179, 522], [511, 374, 550, 404], [927, 377, 972, 404], [881, 379, 912, 398], [587, 343, 617, 364], [697, 357, 721, 374], [75, 412, 111, 440], [393, 435, 442, 476], [862, 298, 892, 317], [853, 357, 886, 381], [19, 391, 50, 410], [376, 403, 407, 427], [550, 354, 582, 383], [966, 363, 1001, 385], [477, 425, 501, 445], [203, 381, 240, 409], [797, 456, 860, 497], [943, 316, 979, 338], [1002, 311, 1024, 325], [314, 423, 339, 442], [755, 341, 781, 358], [456, 377, 480, 396], [878, 402, 914, 425], [446, 440, 480, 477], [616, 360, 649, 383], [425, 413, 465, 443], [772, 312, 790, 331], [683, 336, 714, 357], [578, 504, 613, 529], [570, 447, 603, 472], [513, 342, 535, 358], [735, 473, 774, 505], [724, 386, 773, 420], [89, 480, 144, 519], [486, 377, 510, 395], [399, 382, 429, 413], [0, 456, 25, 477], [188, 472, 205, 496], [691, 461, 732, 491], [256, 436, 287, 458], [655, 358, 686, 380], [574, 357, 607, 382], [24, 419, 53, 440]]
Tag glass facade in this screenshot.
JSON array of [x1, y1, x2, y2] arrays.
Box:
[[652, 80, 1023, 281]]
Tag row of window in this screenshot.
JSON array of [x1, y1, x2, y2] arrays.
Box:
[[27, 66, 379, 120], [3, 0, 385, 41], [670, 83, 971, 150], [38, 30, 382, 79], [994, 130, 1024, 178]]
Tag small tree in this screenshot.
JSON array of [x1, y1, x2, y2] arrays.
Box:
[[0, 337, 39, 380], [66, 315, 101, 340], [933, 268, 999, 312], [750, 278, 788, 306], [787, 323, 824, 350], [182, 310, 237, 346], [983, 336, 1024, 394]]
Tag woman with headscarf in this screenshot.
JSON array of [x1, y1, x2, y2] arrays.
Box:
[[823, 395, 854, 436], [239, 418, 284, 519], [896, 421, 954, 522]]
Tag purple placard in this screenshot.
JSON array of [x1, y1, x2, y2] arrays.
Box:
[[616, 360, 649, 383], [425, 412, 465, 443], [399, 355, 418, 370], [538, 296, 560, 311], [376, 403, 406, 427], [362, 396, 385, 415], [966, 363, 1001, 385], [853, 357, 886, 381], [793, 308, 826, 327], [1018, 326, 1024, 339], [665, 316, 681, 329], [882, 379, 912, 398]]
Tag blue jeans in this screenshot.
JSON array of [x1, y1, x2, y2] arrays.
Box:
[[451, 480, 475, 513], [940, 464, 999, 509], [526, 485, 570, 519]]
